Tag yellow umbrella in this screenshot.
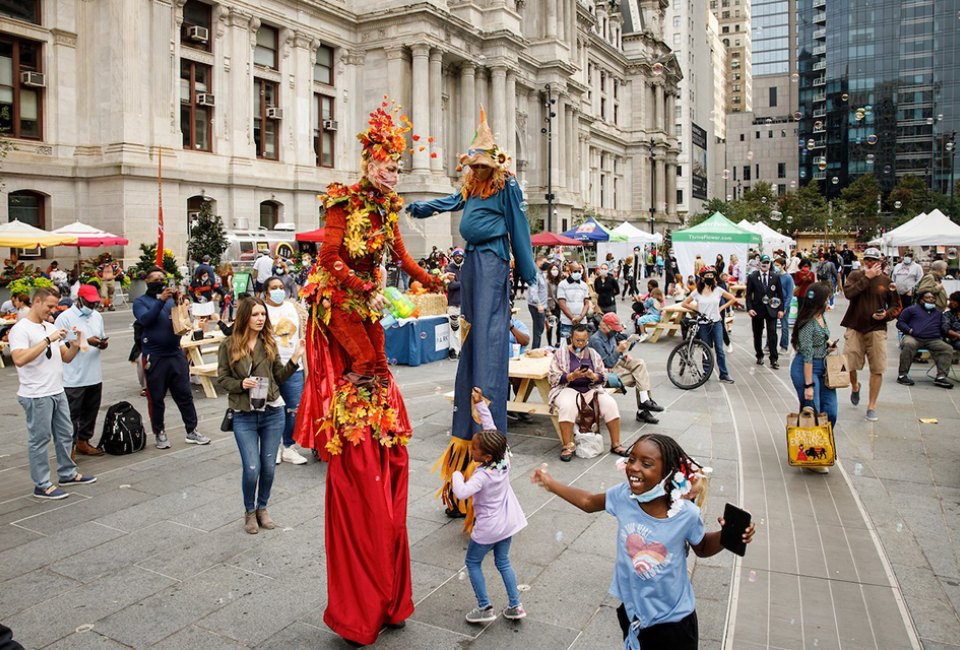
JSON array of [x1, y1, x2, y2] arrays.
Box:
[[0, 220, 79, 248]]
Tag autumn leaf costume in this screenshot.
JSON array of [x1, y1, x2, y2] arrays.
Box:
[[294, 102, 439, 646]]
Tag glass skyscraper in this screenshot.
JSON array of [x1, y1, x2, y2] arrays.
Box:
[[797, 0, 960, 196], [752, 0, 791, 76]]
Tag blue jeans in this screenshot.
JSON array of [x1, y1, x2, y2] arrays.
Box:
[[528, 304, 546, 349], [233, 406, 284, 512], [559, 322, 572, 344], [465, 537, 520, 609], [790, 356, 838, 427], [18, 392, 78, 489], [278, 369, 304, 448], [779, 313, 791, 350], [699, 320, 730, 379]]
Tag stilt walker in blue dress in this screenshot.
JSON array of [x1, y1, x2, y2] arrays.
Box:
[[407, 107, 538, 521]]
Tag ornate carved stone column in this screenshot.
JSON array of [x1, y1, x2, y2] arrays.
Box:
[[476, 66, 488, 113], [490, 66, 507, 141], [556, 95, 566, 190], [546, 2, 557, 38], [460, 62, 476, 154], [656, 153, 666, 217], [666, 159, 677, 219], [505, 70, 517, 157], [429, 48, 443, 172], [655, 81, 665, 133], [411, 44, 430, 172]]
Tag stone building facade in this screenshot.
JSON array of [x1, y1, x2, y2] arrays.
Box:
[[1, 0, 679, 263]]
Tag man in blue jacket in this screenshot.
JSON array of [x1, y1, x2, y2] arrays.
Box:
[[775, 256, 795, 353], [133, 267, 210, 448], [896, 290, 954, 389]]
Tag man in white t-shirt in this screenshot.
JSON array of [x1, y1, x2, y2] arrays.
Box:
[[556, 261, 591, 344], [264, 277, 309, 465], [253, 252, 275, 294], [10, 287, 97, 500]]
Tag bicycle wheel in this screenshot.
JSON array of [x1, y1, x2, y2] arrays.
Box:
[[667, 339, 716, 390]]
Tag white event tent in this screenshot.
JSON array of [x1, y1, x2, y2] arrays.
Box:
[[877, 209, 960, 247], [596, 221, 662, 266]]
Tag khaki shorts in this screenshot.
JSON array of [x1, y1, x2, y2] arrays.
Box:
[[843, 329, 887, 373]]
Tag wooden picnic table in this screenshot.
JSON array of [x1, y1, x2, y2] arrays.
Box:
[[647, 303, 691, 343], [181, 331, 225, 398]]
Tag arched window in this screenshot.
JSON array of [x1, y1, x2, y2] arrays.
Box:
[[8, 190, 45, 228], [259, 200, 280, 230]]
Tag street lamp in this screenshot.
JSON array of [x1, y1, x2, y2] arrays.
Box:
[[948, 132, 957, 217], [541, 84, 557, 232], [649, 138, 656, 234]]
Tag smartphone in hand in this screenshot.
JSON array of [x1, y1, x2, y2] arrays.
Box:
[[720, 503, 752, 557]]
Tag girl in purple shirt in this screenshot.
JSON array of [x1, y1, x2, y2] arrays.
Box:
[[452, 388, 528, 624]]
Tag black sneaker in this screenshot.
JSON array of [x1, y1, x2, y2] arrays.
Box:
[[448, 349, 459, 360], [640, 399, 665, 413], [636, 410, 659, 424], [850, 386, 860, 405], [719, 376, 735, 384], [756, 357, 764, 366], [897, 375, 915, 386], [933, 376, 954, 389], [770, 361, 780, 370]]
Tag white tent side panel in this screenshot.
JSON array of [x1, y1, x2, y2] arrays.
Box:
[[673, 241, 749, 282]]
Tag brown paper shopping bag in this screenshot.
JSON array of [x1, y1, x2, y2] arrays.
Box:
[[171, 299, 193, 336], [825, 352, 850, 389]]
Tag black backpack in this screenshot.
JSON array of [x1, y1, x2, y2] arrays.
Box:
[[98, 402, 147, 455]]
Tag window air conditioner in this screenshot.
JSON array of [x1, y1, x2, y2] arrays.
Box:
[[322, 119, 338, 131], [20, 71, 46, 87], [187, 26, 209, 43], [266, 107, 283, 119], [196, 93, 215, 107]]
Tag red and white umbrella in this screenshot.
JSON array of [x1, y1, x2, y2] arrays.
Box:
[[50, 221, 129, 274]]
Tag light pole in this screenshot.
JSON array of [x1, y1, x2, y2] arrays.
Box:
[[649, 138, 656, 234], [541, 84, 556, 232], [949, 132, 957, 217]]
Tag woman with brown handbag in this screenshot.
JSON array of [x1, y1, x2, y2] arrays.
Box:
[[547, 324, 624, 461]]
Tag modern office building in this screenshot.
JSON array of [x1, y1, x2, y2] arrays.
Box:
[[710, 0, 752, 113], [797, 0, 960, 197], [722, 0, 799, 200], [0, 0, 681, 266], [666, 0, 725, 219]]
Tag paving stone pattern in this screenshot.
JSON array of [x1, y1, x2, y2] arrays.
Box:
[[0, 299, 954, 648]]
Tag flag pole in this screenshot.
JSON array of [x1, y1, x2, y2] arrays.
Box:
[[156, 147, 164, 267]]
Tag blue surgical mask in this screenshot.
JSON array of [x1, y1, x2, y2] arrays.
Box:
[[903, 257, 912, 265], [269, 289, 286, 304], [629, 476, 668, 504], [923, 303, 936, 311], [79, 305, 93, 317], [571, 272, 582, 281]]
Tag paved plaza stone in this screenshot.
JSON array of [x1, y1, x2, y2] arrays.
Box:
[[0, 298, 957, 649]]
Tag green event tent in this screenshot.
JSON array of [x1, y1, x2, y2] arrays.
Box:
[[672, 212, 761, 280]]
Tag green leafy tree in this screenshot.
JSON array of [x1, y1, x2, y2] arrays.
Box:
[[186, 200, 228, 266], [776, 184, 830, 234], [834, 173, 883, 239], [889, 175, 933, 223], [128, 243, 182, 282], [729, 182, 778, 224], [686, 198, 730, 227]]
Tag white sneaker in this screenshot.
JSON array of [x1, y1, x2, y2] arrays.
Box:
[[276, 444, 282, 465], [281, 446, 308, 465]]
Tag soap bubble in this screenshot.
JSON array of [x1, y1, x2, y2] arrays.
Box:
[[884, 165, 893, 174], [723, 168, 730, 180], [748, 570, 757, 583], [794, 111, 803, 121], [333, 260, 345, 271], [652, 62, 664, 75], [814, 120, 823, 130], [807, 139, 816, 150], [896, 522, 903, 532], [770, 210, 783, 222], [818, 160, 828, 171], [894, 200, 902, 209], [800, 169, 807, 179], [791, 72, 800, 83], [388, 358, 398, 365], [826, 218, 834, 226], [854, 462, 863, 476], [420, 332, 427, 339], [866, 134, 878, 145], [786, 215, 794, 223], [458, 570, 466, 580], [865, 153, 875, 165], [855, 137, 862, 145], [790, 180, 797, 188], [760, 196, 768, 204], [520, 201, 528, 211], [765, 117, 773, 124], [554, 531, 565, 542], [841, 93, 849, 102], [747, 150, 754, 160]]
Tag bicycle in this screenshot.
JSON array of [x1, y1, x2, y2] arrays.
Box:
[[666, 311, 716, 390]]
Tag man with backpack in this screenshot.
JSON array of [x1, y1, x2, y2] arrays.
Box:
[[54, 285, 108, 458], [816, 254, 838, 309]]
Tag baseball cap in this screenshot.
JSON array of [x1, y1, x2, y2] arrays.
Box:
[[78, 284, 101, 303], [601, 312, 625, 332], [759, 254, 771, 263], [862, 247, 881, 260]]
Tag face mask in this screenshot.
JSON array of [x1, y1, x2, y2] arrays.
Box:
[[923, 303, 936, 311], [629, 475, 668, 504], [571, 345, 586, 354], [599, 269, 608, 277], [276, 269, 285, 275], [454, 257, 463, 266], [269, 289, 286, 304], [79, 305, 93, 317], [704, 278, 716, 287], [571, 272, 582, 281], [903, 257, 912, 265], [146, 281, 164, 296], [550, 268, 559, 277]]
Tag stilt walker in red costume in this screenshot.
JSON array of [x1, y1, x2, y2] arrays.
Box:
[[295, 100, 442, 647]]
